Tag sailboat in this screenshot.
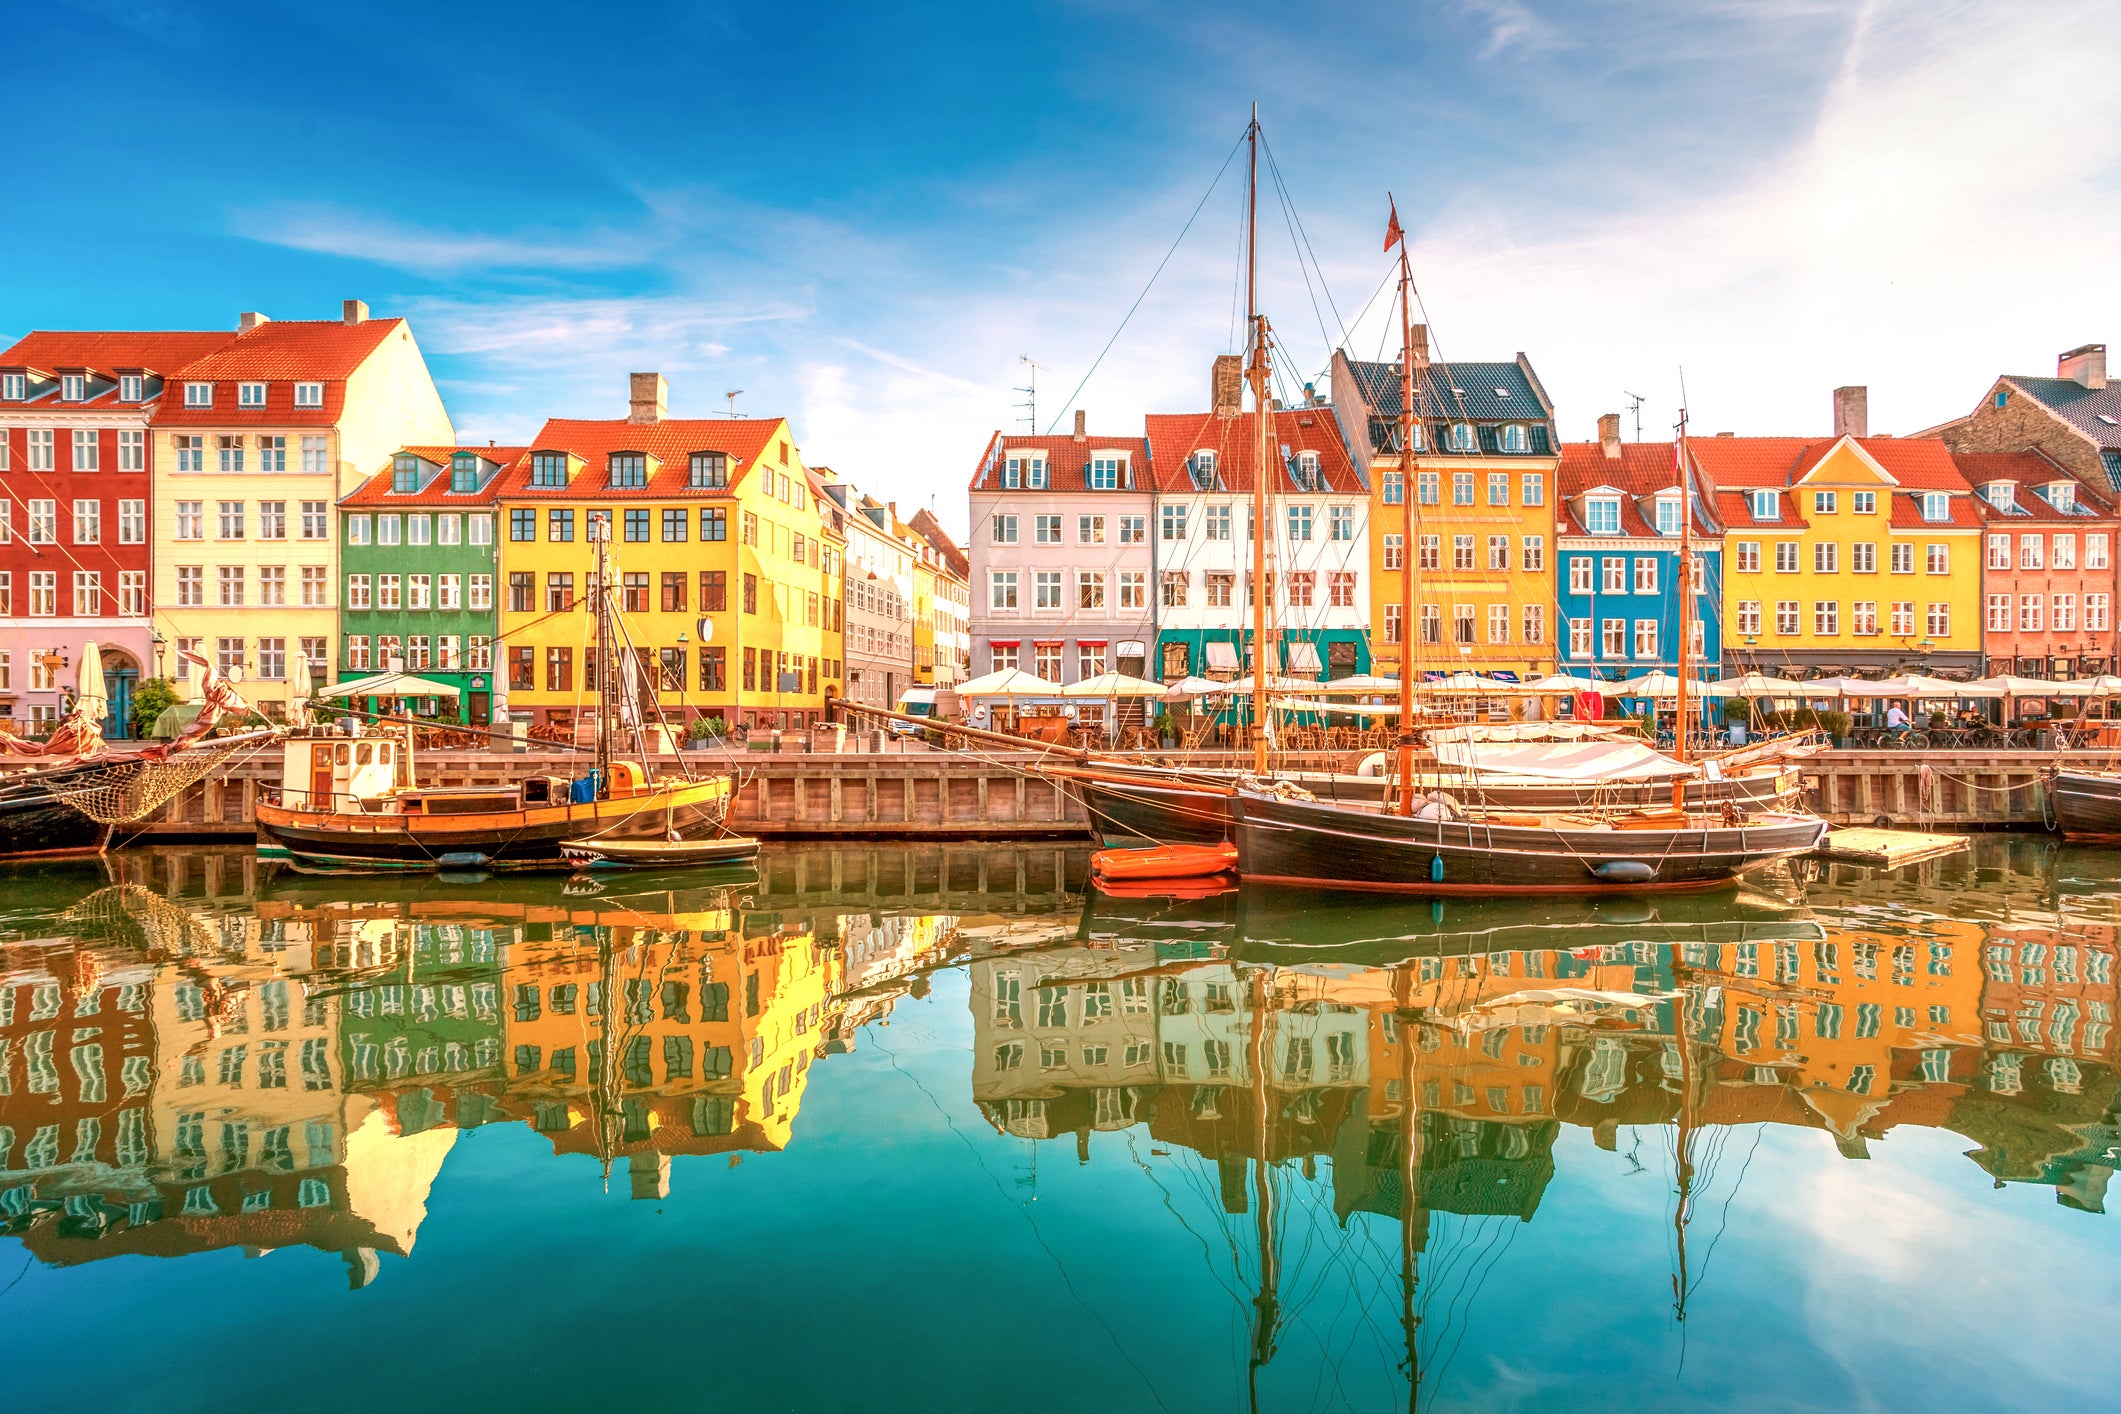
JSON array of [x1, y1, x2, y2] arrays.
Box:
[[1228, 216, 1825, 894], [1065, 115, 1808, 851], [256, 528, 736, 873]]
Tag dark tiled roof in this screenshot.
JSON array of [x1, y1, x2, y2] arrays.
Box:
[[1345, 356, 1556, 455], [1950, 450, 2118, 524], [2006, 376, 2121, 451]]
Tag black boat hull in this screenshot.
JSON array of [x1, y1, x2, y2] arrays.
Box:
[[1232, 792, 1826, 896], [2050, 769, 2121, 840], [0, 762, 115, 860], [1080, 766, 1802, 848]]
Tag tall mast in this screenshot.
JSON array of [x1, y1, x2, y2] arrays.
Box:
[[1393, 201, 1419, 816], [1247, 104, 1272, 777], [1674, 410, 1692, 768], [595, 529, 614, 792]]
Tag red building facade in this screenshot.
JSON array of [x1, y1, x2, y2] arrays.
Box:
[[1957, 449, 2121, 679]]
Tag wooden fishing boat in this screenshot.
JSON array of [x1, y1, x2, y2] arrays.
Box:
[[2047, 767, 2121, 840], [561, 833, 761, 871], [256, 533, 735, 875], [1231, 790, 1826, 895]]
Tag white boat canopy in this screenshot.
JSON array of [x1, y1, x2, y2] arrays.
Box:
[[1162, 676, 1239, 699], [318, 671, 462, 700], [1270, 697, 1401, 716], [1431, 735, 1695, 782]]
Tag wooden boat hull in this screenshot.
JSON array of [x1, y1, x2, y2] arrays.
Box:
[[1090, 842, 1238, 882], [1076, 765, 1803, 848], [255, 777, 733, 874], [562, 835, 761, 870], [1232, 792, 1827, 896], [0, 760, 117, 861], [2049, 769, 2121, 840]]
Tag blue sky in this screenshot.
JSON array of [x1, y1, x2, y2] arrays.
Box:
[[9, 0, 2119, 534]]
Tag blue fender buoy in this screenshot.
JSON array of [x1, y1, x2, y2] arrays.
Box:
[[1430, 900, 1445, 924], [1592, 860, 1657, 884], [1430, 854, 1445, 883]]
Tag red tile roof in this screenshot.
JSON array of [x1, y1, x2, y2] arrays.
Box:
[[1555, 440, 1710, 536], [1713, 488, 1806, 531], [1950, 450, 2119, 525], [909, 507, 969, 579], [1690, 434, 1971, 492], [340, 446, 527, 508], [1886, 496, 1984, 530], [495, 416, 788, 500], [155, 319, 412, 428], [1142, 408, 1360, 494], [967, 432, 1154, 494], [0, 329, 234, 379]]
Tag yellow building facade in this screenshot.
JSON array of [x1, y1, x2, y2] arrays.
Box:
[[494, 377, 843, 734], [1697, 435, 1983, 677], [150, 305, 453, 714]]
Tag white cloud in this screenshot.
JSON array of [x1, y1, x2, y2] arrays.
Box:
[[239, 205, 663, 273]]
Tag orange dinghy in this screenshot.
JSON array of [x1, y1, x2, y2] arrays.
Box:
[[1091, 842, 1239, 883]]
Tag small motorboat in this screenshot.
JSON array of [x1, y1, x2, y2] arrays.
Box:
[[1090, 841, 1238, 883], [1092, 875, 1239, 902], [561, 834, 762, 871]]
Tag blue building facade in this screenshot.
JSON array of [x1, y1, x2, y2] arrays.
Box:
[[1555, 425, 1721, 714]]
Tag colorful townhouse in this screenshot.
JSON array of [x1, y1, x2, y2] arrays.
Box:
[[1929, 342, 2121, 494], [338, 444, 522, 723], [818, 469, 917, 710], [908, 507, 971, 687], [1145, 359, 1369, 682], [1556, 414, 1722, 686], [151, 302, 455, 718], [1954, 450, 2120, 679], [0, 328, 232, 734], [967, 414, 1155, 685], [1693, 394, 1983, 679], [493, 374, 843, 736], [1326, 342, 1559, 682]]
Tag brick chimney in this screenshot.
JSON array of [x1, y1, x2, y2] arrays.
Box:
[[1072, 409, 1086, 442], [1832, 385, 1868, 439], [1598, 413, 1622, 460], [1212, 355, 1243, 418], [238, 312, 270, 333], [342, 299, 368, 326], [628, 372, 667, 424], [2060, 343, 2108, 390]]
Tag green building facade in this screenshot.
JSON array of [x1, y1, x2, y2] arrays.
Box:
[[336, 444, 520, 725]]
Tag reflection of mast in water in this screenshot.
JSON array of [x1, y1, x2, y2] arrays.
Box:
[[1244, 962, 1279, 1410], [1396, 958, 1422, 1414], [1671, 968, 1702, 1328]]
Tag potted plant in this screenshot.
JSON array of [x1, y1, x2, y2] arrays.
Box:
[[687, 715, 728, 747], [1815, 708, 1851, 746]]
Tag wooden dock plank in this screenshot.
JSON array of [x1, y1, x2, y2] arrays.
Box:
[[1815, 827, 1970, 867]]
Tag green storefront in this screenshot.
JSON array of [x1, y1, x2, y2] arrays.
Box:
[[1153, 627, 1371, 725], [338, 447, 514, 725]]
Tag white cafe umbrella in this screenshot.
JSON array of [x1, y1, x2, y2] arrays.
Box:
[[1162, 676, 1238, 700], [955, 667, 1060, 698], [74, 641, 108, 722], [288, 650, 315, 727], [318, 671, 463, 701], [1060, 671, 1167, 699]]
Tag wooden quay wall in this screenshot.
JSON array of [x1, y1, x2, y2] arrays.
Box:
[[111, 741, 2121, 841]]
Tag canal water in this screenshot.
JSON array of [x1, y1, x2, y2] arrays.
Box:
[[0, 840, 2115, 1412]]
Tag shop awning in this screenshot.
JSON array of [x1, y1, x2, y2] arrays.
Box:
[[1205, 642, 1241, 672], [1285, 641, 1323, 673]]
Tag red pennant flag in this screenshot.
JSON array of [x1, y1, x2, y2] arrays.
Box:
[[1384, 198, 1404, 252]]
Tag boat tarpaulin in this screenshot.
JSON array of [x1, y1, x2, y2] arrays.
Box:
[[1430, 736, 1695, 782], [1427, 722, 1627, 743]]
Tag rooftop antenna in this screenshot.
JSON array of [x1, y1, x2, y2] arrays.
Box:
[[1015, 356, 1048, 433], [1624, 391, 1646, 442], [724, 389, 744, 418]]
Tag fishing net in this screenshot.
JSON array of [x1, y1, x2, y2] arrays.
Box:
[[57, 883, 220, 957], [44, 738, 250, 824]]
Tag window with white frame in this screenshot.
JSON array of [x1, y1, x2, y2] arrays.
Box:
[[1034, 514, 1060, 544], [1890, 543, 1913, 573], [1851, 601, 1878, 635], [73, 571, 101, 615], [72, 499, 99, 544], [71, 428, 99, 471], [1287, 505, 1312, 541], [1750, 490, 1779, 521], [1736, 600, 1761, 635], [1521, 472, 1543, 506], [1330, 504, 1355, 540], [27, 428, 53, 470], [991, 513, 1017, 544], [1585, 497, 1621, 534], [1489, 604, 1511, 643], [1814, 601, 1838, 635], [1926, 603, 1949, 638], [1601, 618, 1626, 656], [238, 381, 266, 408], [118, 429, 144, 471], [1922, 492, 1948, 522], [1633, 620, 1657, 658], [1488, 535, 1509, 571], [1634, 558, 1657, 594], [1891, 601, 1915, 635], [120, 571, 145, 616], [1814, 542, 1837, 574], [1569, 557, 1592, 594], [2020, 533, 2043, 569], [1775, 542, 1799, 573], [27, 499, 55, 544], [295, 381, 323, 408], [1600, 557, 1625, 593], [302, 565, 326, 606], [1076, 570, 1105, 610], [1076, 514, 1105, 544], [1453, 535, 1475, 570], [1986, 594, 2011, 631], [1926, 543, 1950, 575], [1569, 618, 1593, 658], [1987, 533, 2010, 569], [2054, 594, 2077, 631], [1383, 534, 1404, 570], [1419, 535, 1440, 571], [1118, 570, 1146, 609], [2088, 594, 2110, 631], [1033, 570, 1061, 610], [1118, 515, 1145, 544], [184, 382, 212, 407], [1736, 541, 1760, 573], [990, 571, 1018, 610], [28, 571, 54, 617], [176, 566, 202, 606], [2020, 594, 2044, 632], [2053, 534, 2076, 569], [1775, 600, 1799, 635]]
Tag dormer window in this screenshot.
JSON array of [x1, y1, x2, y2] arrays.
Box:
[[184, 382, 212, 408], [689, 451, 728, 489], [1089, 454, 1125, 491], [0, 374, 23, 401], [2044, 481, 2077, 514], [530, 451, 570, 488], [1922, 491, 1949, 522], [391, 454, 425, 493], [294, 382, 323, 408], [1654, 496, 1682, 536], [1585, 496, 1622, 534], [1501, 424, 1528, 453], [118, 375, 143, 403], [1005, 454, 1045, 489], [1983, 483, 2015, 511], [1292, 449, 1321, 489], [450, 452, 483, 494], [1448, 423, 1476, 452], [1188, 450, 1218, 489], [61, 374, 86, 402], [610, 453, 648, 488], [238, 381, 267, 408], [1750, 489, 1780, 521]]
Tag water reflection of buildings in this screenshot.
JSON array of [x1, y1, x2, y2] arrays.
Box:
[[0, 846, 973, 1281], [966, 901, 2121, 1219]]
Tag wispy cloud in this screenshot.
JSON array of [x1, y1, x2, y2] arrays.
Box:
[[238, 205, 665, 273], [1453, 0, 1572, 56]]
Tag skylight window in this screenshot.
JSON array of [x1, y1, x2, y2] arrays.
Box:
[[2100, 414, 2118, 426]]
